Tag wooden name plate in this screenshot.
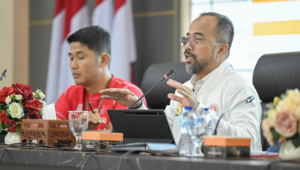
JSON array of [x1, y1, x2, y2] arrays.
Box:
[[20, 119, 76, 147], [203, 136, 251, 158], [82, 131, 123, 150]]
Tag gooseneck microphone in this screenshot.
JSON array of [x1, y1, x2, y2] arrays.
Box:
[[0, 70, 8, 83], [213, 96, 254, 135], [128, 69, 175, 109]]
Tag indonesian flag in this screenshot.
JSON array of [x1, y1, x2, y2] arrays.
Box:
[[46, 0, 89, 104], [92, 0, 113, 33], [110, 0, 136, 82]]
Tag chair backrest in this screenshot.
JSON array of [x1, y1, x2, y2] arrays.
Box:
[[140, 62, 192, 109], [253, 51, 300, 151]]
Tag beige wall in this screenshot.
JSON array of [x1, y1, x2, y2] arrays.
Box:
[[0, 0, 14, 88], [0, 0, 29, 89]]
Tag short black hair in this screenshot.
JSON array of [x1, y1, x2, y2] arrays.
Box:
[[67, 26, 111, 56], [200, 12, 234, 57]]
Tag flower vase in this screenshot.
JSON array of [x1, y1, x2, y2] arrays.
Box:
[[279, 140, 300, 160], [4, 132, 20, 144]]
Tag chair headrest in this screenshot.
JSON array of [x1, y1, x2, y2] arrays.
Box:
[[253, 51, 300, 102], [140, 62, 192, 109]]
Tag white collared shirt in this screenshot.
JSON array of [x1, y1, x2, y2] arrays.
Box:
[[164, 59, 262, 151]]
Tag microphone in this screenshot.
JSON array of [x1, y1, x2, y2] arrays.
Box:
[[128, 69, 174, 109], [0, 70, 8, 83], [213, 96, 254, 135]]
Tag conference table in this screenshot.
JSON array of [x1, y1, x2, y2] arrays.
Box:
[[0, 146, 299, 170]]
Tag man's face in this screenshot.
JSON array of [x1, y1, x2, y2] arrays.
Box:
[[184, 15, 219, 74], [69, 42, 99, 86]]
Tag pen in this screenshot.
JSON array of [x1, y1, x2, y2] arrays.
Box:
[[88, 102, 95, 113]]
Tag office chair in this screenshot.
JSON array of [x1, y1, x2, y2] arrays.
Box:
[[253, 51, 300, 151], [140, 62, 192, 109]]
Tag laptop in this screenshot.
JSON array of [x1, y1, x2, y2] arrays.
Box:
[[107, 109, 176, 147]]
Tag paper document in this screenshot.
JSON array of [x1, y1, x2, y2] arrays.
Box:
[[110, 143, 177, 151]]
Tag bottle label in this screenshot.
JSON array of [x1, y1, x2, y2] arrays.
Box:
[[197, 117, 205, 122], [181, 119, 196, 126], [180, 120, 186, 127], [208, 119, 212, 125]]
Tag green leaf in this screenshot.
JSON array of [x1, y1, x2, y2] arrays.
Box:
[[18, 100, 22, 104], [2, 122, 8, 129], [286, 136, 300, 148], [6, 108, 10, 116], [1, 122, 8, 133], [270, 127, 281, 144], [0, 103, 6, 110], [280, 93, 286, 100], [16, 124, 21, 136], [0, 122, 3, 133], [263, 114, 268, 119]]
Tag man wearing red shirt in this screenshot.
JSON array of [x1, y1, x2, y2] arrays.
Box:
[[55, 26, 147, 130]]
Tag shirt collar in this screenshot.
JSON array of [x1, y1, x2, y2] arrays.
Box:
[[190, 68, 213, 89]]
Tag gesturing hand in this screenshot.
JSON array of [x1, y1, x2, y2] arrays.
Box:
[[87, 109, 106, 130], [167, 79, 199, 109], [88, 109, 106, 124], [100, 88, 141, 108]]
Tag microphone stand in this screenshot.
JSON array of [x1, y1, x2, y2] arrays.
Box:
[[213, 96, 254, 135]]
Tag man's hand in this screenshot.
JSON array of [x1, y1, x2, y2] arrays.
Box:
[[100, 88, 141, 108], [167, 79, 199, 109], [88, 109, 106, 124], [87, 109, 107, 130]]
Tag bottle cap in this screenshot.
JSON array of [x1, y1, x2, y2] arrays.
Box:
[[184, 106, 193, 111], [204, 108, 209, 111]]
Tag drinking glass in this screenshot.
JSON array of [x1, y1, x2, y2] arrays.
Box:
[[68, 110, 89, 150]]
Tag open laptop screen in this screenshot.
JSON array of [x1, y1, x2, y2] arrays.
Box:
[[107, 109, 175, 144]]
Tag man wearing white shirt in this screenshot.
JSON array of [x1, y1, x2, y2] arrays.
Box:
[[100, 12, 262, 151]]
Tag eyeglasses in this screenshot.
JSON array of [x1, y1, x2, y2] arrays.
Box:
[[180, 36, 221, 47]]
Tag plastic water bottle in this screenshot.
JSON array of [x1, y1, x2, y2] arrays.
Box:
[[196, 108, 207, 154], [179, 106, 197, 156], [205, 109, 213, 136]]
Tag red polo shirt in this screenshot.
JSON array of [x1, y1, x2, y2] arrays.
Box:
[[55, 75, 147, 130]]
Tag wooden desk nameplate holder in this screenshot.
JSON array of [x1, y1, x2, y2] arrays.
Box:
[[82, 131, 123, 151], [202, 136, 251, 158], [20, 119, 76, 147]]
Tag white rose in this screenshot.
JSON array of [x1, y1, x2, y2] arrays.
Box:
[[39, 92, 45, 100], [9, 102, 24, 119], [15, 94, 23, 101], [5, 96, 11, 105]]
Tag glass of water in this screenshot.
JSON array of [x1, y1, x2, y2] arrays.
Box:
[[68, 110, 89, 150]]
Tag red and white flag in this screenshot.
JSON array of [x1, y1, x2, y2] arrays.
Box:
[[92, 0, 113, 33], [46, 0, 89, 104], [110, 0, 136, 82]]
